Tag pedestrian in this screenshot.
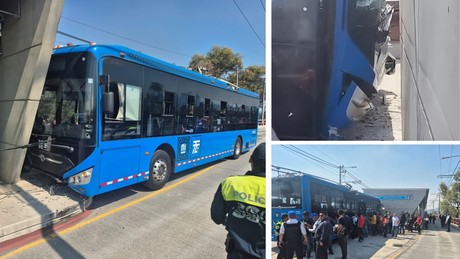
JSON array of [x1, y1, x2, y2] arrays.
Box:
[[302, 211, 315, 258], [415, 214, 422, 234], [210, 143, 266, 259], [336, 209, 352, 259], [327, 216, 335, 255], [351, 213, 358, 239], [424, 214, 429, 230], [445, 213, 451, 232], [363, 214, 370, 238], [315, 211, 333, 259], [274, 214, 289, 259], [307, 213, 320, 257], [357, 214, 365, 242], [399, 212, 406, 234], [382, 215, 388, 237], [371, 213, 377, 236], [279, 211, 308, 259], [391, 213, 399, 238], [441, 214, 446, 228]]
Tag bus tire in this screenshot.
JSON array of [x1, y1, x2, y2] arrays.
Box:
[[232, 137, 242, 159], [143, 150, 172, 191]]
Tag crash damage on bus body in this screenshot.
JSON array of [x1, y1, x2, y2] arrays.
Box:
[[272, 0, 396, 140]]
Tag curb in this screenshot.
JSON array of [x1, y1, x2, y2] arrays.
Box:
[[0, 197, 91, 243]]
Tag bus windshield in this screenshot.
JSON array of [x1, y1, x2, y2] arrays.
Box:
[[272, 177, 302, 209], [33, 52, 96, 140]]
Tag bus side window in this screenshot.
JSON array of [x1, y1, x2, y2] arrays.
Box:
[[103, 83, 142, 140], [162, 91, 175, 135]]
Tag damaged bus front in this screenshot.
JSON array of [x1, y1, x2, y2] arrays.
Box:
[[272, 0, 396, 140]]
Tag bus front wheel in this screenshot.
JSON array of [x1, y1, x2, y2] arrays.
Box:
[[232, 137, 242, 159], [143, 150, 172, 191]]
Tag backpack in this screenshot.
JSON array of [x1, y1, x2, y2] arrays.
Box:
[[334, 224, 345, 237]]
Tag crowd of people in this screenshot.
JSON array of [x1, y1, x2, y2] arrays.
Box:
[[274, 210, 455, 259]]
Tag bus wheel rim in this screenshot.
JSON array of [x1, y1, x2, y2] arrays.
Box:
[[152, 159, 167, 181], [235, 140, 241, 156]]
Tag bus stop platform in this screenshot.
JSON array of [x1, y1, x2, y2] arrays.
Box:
[[0, 170, 89, 243], [271, 231, 420, 259]]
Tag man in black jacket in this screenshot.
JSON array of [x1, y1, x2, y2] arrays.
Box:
[[337, 209, 352, 259], [315, 211, 333, 259], [211, 143, 266, 259]]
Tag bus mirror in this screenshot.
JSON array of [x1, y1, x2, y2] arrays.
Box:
[[103, 92, 114, 114], [99, 74, 110, 85]]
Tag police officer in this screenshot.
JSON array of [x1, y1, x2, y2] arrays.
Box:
[[211, 143, 266, 259], [275, 213, 289, 259], [279, 211, 308, 259]]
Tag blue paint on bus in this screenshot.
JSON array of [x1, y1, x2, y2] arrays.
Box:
[[28, 44, 259, 197]]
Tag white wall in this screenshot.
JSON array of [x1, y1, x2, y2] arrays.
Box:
[[401, 0, 459, 140]]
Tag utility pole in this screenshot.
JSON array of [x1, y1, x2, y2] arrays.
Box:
[[260, 75, 266, 125], [236, 66, 239, 86], [339, 165, 357, 185]]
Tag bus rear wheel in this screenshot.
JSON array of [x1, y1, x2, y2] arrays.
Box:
[[232, 137, 242, 159], [143, 150, 172, 191]]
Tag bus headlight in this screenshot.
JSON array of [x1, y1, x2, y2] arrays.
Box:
[[69, 168, 93, 185]]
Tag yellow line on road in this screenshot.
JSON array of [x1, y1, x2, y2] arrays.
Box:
[[1, 165, 216, 258]]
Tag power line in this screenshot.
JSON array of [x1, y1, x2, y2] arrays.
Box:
[[60, 16, 191, 58], [282, 145, 370, 189], [57, 31, 91, 43], [280, 145, 338, 175], [232, 0, 265, 47], [310, 145, 342, 164], [259, 0, 266, 11], [283, 145, 338, 168]]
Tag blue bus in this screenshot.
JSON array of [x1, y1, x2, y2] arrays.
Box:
[[26, 44, 259, 197], [272, 0, 396, 139], [272, 171, 381, 239]]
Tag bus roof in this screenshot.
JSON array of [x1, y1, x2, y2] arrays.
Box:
[[52, 44, 260, 99]]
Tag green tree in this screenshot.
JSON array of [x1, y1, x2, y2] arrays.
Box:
[[188, 46, 242, 79], [188, 54, 214, 77], [439, 171, 460, 217], [228, 65, 266, 95]]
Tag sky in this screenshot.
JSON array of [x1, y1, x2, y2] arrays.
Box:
[[272, 144, 460, 209], [55, 0, 266, 68]]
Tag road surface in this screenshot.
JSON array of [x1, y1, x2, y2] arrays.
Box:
[[2, 128, 265, 258], [397, 221, 460, 259]]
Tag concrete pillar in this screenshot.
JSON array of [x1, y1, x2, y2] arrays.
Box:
[[0, 0, 64, 183]]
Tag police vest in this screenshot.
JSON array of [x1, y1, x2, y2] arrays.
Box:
[[274, 221, 283, 236], [221, 175, 265, 208], [283, 222, 302, 245]]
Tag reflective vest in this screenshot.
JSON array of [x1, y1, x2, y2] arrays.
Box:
[[274, 221, 283, 236], [221, 175, 266, 208]]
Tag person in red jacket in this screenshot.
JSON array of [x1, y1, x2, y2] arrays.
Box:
[[357, 214, 365, 242], [415, 215, 423, 234]]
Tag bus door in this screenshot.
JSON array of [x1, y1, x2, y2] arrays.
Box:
[[358, 201, 367, 216], [98, 81, 143, 193]]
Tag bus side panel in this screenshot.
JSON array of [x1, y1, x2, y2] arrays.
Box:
[[174, 130, 257, 173], [97, 142, 141, 195], [302, 177, 313, 214]]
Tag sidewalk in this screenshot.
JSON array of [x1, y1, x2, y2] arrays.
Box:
[[0, 170, 89, 243], [271, 231, 419, 259]]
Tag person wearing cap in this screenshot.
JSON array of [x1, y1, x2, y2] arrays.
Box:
[[210, 143, 266, 259], [279, 211, 308, 259]]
